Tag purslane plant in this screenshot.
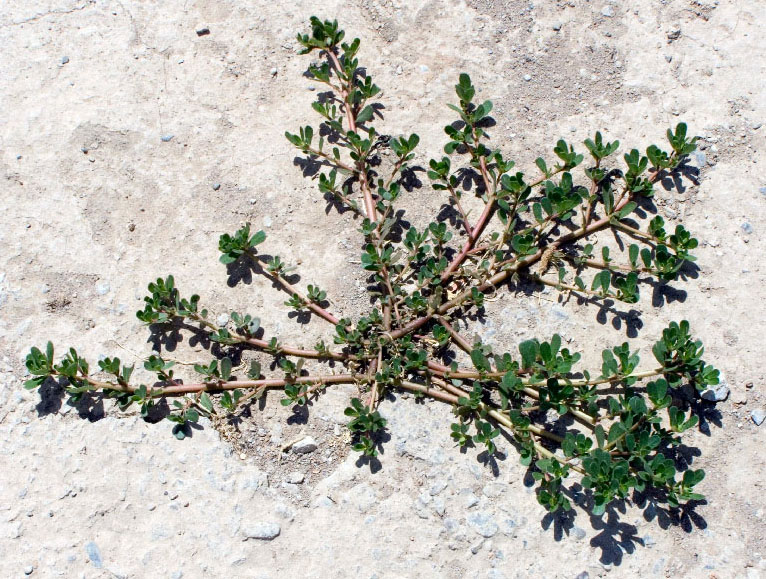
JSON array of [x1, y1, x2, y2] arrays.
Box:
[[25, 17, 720, 519]]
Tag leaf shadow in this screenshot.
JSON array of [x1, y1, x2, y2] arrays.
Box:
[[35, 376, 65, 416], [587, 505, 641, 566], [541, 508, 576, 541]]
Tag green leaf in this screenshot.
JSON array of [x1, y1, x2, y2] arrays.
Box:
[[615, 202, 637, 220], [470, 348, 492, 373], [591, 270, 611, 294], [250, 230, 267, 246], [535, 157, 548, 176], [186, 409, 200, 423], [594, 425, 605, 448], [24, 376, 46, 390], [519, 340, 538, 369], [357, 105, 374, 124], [220, 357, 232, 381], [46, 342, 54, 368], [683, 468, 705, 487], [200, 393, 214, 413]]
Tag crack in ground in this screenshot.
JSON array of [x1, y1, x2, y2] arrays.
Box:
[[1, 0, 95, 28]]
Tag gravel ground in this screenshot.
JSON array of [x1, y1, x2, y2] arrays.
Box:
[[1, 0, 765, 577]]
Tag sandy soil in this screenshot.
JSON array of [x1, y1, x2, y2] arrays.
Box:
[[1, 0, 765, 577]]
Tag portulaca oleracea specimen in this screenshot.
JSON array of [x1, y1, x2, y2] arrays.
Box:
[[26, 17, 718, 519]]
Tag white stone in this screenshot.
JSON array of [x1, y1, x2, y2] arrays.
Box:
[[292, 436, 318, 454], [242, 522, 280, 540]]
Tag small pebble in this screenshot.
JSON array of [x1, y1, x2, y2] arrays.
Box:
[[242, 522, 281, 540], [463, 493, 480, 508], [292, 436, 318, 454], [128, 223, 135, 232], [161, 135, 174, 142], [601, 5, 614, 17], [751, 409, 766, 426], [571, 526, 586, 541], [285, 472, 305, 484], [84, 542, 102, 568], [553, 22, 562, 31], [430, 481, 448, 496], [24, 566, 33, 575], [741, 222, 753, 235], [523, 74, 532, 82], [196, 27, 210, 36], [701, 377, 729, 402], [307, 85, 316, 91], [263, 216, 273, 228], [270, 67, 278, 76], [665, 55, 673, 63], [470, 539, 484, 554], [212, 183, 221, 191], [61, 56, 70, 65], [216, 313, 229, 327], [467, 512, 498, 538]]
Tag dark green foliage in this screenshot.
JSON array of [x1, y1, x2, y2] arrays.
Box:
[[667, 122, 699, 156], [25, 18, 720, 529], [220, 389, 244, 412], [345, 398, 387, 457], [281, 384, 309, 406], [296, 17, 344, 54], [136, 275, 204, 324], [145, 354, 175, 381], [218, 223, 266, 264], [473, 420, 500, 454], [450, 421, 472, 447], [584, 131, 620, 162], [231, 312, 260, 336], [194, 357, 232, 382], [652, 320, 719, 388]]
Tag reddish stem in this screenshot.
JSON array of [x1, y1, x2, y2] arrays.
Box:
[[160, 374, 358, 395], [327, 50, 377, 222], [391, 190, 638, 341]]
